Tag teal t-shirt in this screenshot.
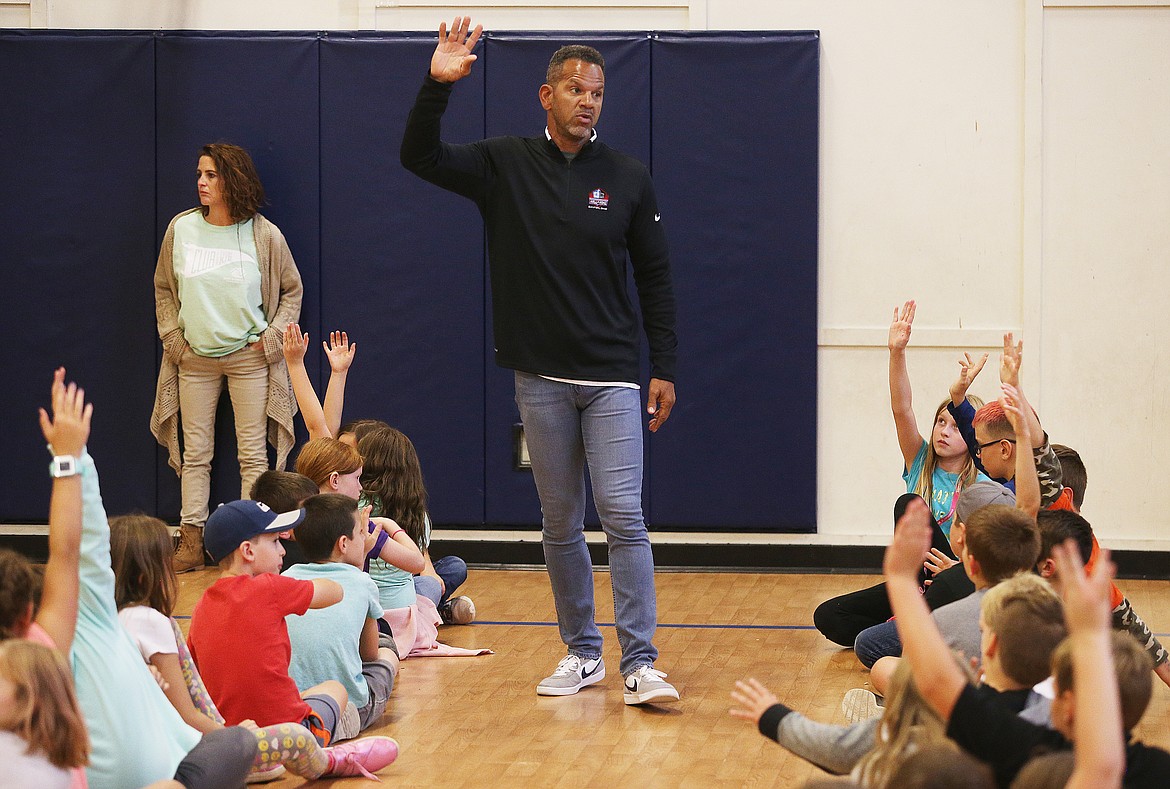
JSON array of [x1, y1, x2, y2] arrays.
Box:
[[360, 495, 430, 611], [173, 211, 267, 357], [74, 453, 201, 789], [282, 561, 383, 708], [902, 441, 989, 537]]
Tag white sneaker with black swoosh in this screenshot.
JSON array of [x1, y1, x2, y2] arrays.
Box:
[[536, 655, 605, 696], [623, 665, 679, 705]]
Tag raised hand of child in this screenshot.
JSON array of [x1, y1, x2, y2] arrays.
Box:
[[323, 330, 357, 374], [38, 367, 92, 457], [884, 496, 932, 581], [950, 352, 988, 406], [729, 678, 780, 726], [888, 300, 916, 351], [999, 383, 1031, 444], [1000, 332, 1023, 387], [283, 323, 309, 365]]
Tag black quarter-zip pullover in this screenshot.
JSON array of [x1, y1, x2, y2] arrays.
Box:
[[400, 75, 677, 384]]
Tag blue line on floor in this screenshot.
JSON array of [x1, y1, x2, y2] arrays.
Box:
[[171, 614, 1170, 638]]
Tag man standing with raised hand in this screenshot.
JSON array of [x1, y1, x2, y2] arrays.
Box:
[[401, 16, 679, 704]]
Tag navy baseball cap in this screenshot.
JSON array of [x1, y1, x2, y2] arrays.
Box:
[[204, 500, 306, 564]]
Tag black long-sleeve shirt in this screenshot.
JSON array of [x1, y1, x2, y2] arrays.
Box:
[[400, 75, 677, 383]]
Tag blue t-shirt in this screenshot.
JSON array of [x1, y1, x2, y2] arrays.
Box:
[[282, 562, 383, 708], [902, 441, 989, 537]]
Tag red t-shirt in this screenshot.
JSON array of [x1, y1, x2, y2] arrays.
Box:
[[187, 573, 315, 727]]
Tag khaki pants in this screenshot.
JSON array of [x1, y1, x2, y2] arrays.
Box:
[[178, 341, 269, 529]]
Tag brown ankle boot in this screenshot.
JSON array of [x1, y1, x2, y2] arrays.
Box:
[[174, 525, 206, 573]]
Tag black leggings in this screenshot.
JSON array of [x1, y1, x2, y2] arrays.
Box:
[[173, 726, 257, 789], [812, 494, 964, 647]]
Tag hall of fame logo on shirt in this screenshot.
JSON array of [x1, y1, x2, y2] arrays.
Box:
[[587, 188, 610, 210]]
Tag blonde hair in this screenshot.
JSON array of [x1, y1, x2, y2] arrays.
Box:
[[911, 397, 984, 516], [981, 572, 1065, 687], [294, 437, 362, 490], [0, 640, 88, 769], [853, 658, 970, 788]]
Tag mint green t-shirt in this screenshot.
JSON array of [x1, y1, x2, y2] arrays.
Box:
[[282, 561, 384, 708], [360, 495, 430, 611], [173, 211, 267, 357]]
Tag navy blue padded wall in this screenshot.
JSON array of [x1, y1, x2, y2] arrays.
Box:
[[648, 32, 819, 530], [320, 34, 486, 525], [154, 34, 321, 517], [481, 34, 652, 526], [0, 31, 818, 534], [0, 32, 157, 519]]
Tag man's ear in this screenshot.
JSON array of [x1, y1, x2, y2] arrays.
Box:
[[539, 83, 553, 110], [1037, 558, 1057, 578]]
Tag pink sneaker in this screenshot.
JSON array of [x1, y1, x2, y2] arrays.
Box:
[[324, 736, 400, 780]]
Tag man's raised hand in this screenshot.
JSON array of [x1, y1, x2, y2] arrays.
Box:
[[430, 16, 483, 84]]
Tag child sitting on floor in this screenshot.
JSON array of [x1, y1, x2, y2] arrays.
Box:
[[250, 470, 320, 570], [187, 500, 355, 743], [0, 639, 89, 789], [283, 494, 400, 734], [111, 513, 400, 781]]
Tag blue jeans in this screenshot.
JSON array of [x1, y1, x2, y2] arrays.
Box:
[[514, 372, 658, 677], [853, 619, 903, 668], [414, 555, 468, 607]]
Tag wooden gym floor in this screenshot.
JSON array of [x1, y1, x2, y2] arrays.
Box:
[[174, 567, 1170, 788]]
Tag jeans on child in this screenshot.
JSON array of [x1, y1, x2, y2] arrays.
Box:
[[413, 555, 469, 606], [513, 371, 659, 677], [853, 619, 903, 668]]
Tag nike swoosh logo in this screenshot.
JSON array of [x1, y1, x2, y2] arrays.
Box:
[[581, 662, 602, 679], [654, 213, 661, 222]]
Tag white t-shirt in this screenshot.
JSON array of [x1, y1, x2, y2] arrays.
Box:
[[118, 605, 179, 662], [0, 731, 71, 789]]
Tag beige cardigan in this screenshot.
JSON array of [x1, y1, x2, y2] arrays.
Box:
[[150, 209, 303, 475]]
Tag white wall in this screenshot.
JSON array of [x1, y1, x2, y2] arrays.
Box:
[[13, 0, 1170, 549]]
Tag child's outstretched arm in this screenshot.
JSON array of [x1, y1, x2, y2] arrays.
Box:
[[888, 300, 924, 470], [321, 331, 356, 439], [1001, 384, 1040, 518], [283, 323, 332, 440], [1054, 540, 1125, 789], [36, 368, 91, 654], [370, 516, 426, 574], [999, 333, 1045, 447], [309, 578, 345, 609], [885, 497, 967, 721], [948, 352, 988, 460]]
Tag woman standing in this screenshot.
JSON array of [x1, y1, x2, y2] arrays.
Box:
[[151, 143, 302, 572]]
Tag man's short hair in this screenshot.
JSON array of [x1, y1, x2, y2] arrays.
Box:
[[1052, 444, 1087, 510], [1052, 631, 1154, 731], [250, 470, 320, 514], [964, 505, 1041, 583], [296, 494, 359, 562], [546, 45, 605, 85], [981, 573, 1066, 687], [972, 401, 1014, 440], [1035, 510, 1094, 566]]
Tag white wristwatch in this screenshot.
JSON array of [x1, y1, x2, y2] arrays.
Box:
[[49, 455, 80, 478]]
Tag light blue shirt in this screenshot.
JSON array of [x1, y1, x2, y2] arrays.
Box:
[[902, 441, 990, 538], [74, 453, 201, 789], [173, 211, 267, 357], [360, 496, 430, 611], [283, 561, 383, 708]]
